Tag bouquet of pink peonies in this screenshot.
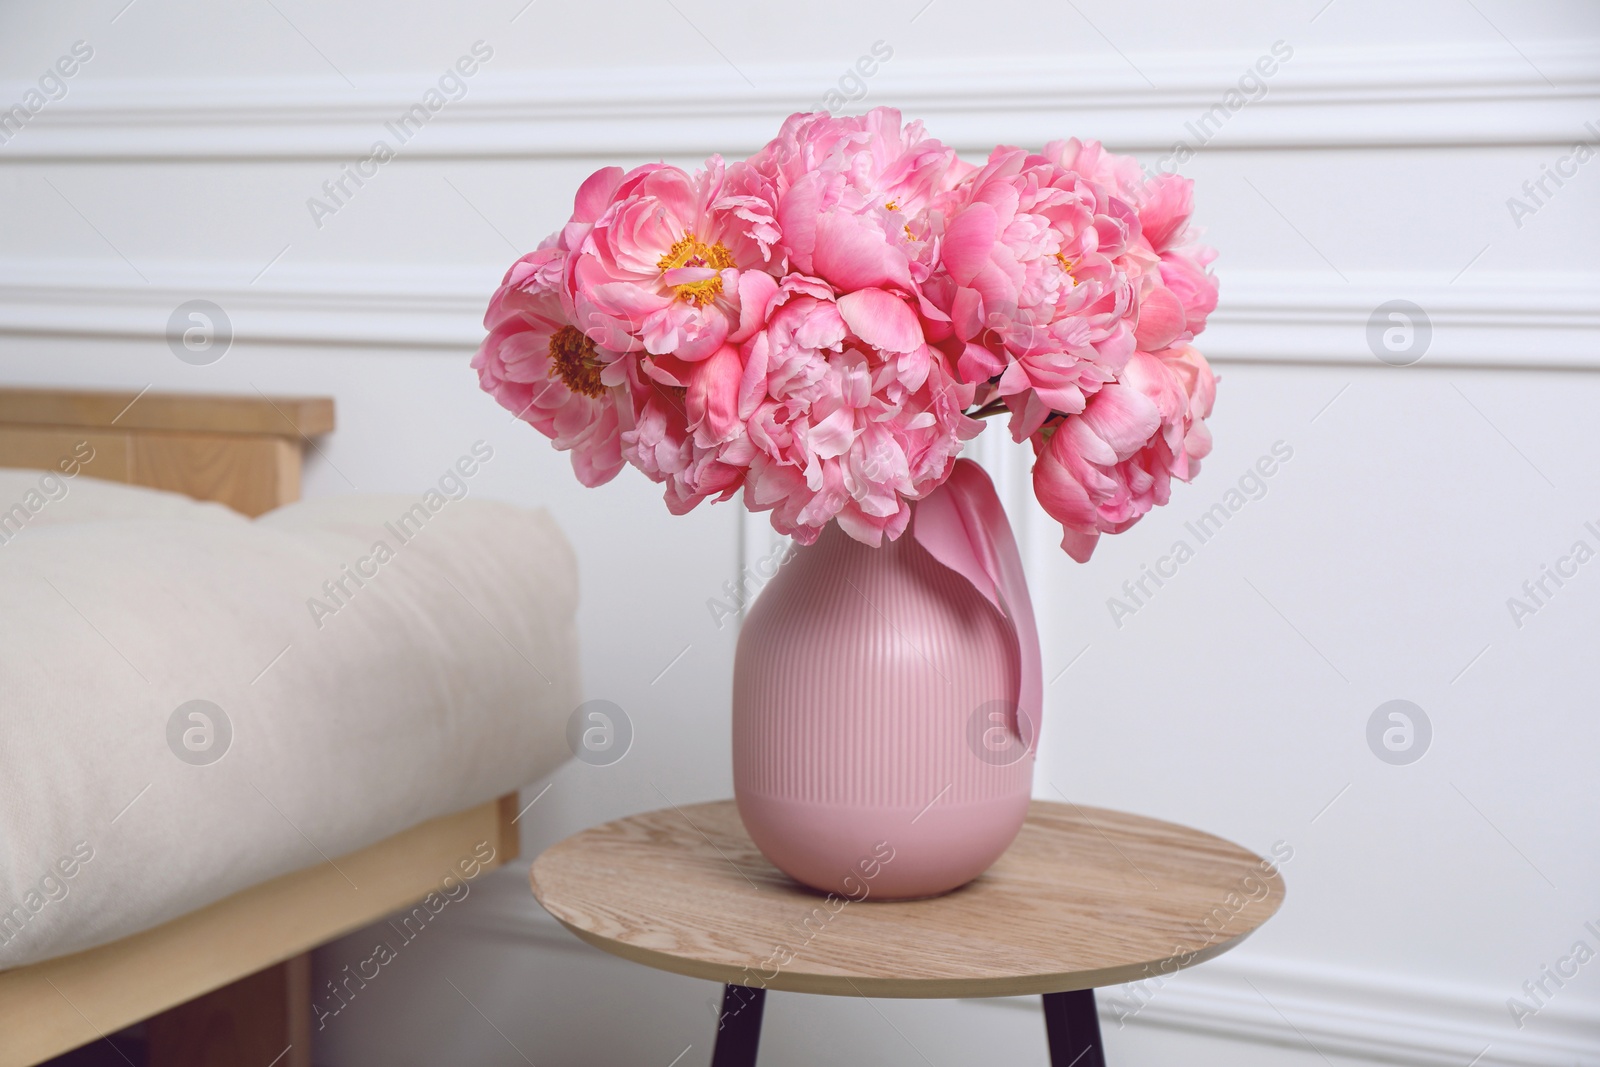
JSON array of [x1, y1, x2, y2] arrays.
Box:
[[473, 108, 1217, 561]]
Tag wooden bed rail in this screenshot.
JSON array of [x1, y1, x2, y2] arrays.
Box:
[[0, 386, 334, 517], [0, 387, 523, 1067]]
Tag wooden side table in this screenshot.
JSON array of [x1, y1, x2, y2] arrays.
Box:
[[531, 799, 1285, 1066]]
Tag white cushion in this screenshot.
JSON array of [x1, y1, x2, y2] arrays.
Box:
[[0, 470, 578, 968]]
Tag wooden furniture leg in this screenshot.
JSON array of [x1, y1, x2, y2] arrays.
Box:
[[145, 955, 311, 1067], [1043, 988, 1106, 1067]]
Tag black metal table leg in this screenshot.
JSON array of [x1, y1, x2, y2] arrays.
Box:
[[1043, 988, 1107, 1066], [710, 984, 766, 1067]]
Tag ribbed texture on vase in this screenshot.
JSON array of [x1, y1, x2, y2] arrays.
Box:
[[733, 522, 1034, 809]]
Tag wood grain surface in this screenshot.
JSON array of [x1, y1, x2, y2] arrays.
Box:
[[0, 386, 333, 517], [0, 388, 334, 437], [0, 797, 518, 1067], [530, 799, 1286, 998]]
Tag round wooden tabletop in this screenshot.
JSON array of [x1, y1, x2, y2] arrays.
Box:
[[530, 799, 1286, 998]]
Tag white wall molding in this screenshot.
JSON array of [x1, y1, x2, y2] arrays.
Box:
[[2, 261, 1595, 371], [1211, 271, 1600, 370], [1, 40, 1596, 161], [977, 955, 1600, 1067], [452, 871, 1598, 1067]]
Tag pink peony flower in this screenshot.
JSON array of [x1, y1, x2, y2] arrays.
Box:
[[748, 108, 967, 299], [618, 344, 750, 514], [1049, 138, 1219, 337], [474, 112, 1220, 561], [748, 108, 971, 221], [564, 156, 781, 362], [739, 275, 978, 545], [472, 247, 627, 487], [919, 143, 1151, 442], [1031, 342, 1217, 561]]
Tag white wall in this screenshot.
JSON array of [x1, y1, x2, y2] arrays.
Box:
[[2, 1, 1597, 1064]]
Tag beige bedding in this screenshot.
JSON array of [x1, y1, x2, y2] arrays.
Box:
[[0, 471, 578, 969]]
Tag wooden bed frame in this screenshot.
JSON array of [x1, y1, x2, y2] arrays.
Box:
[[0, 387, 521, 1067]]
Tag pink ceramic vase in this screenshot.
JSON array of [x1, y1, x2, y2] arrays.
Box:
[[733, 478, 1037, 900]]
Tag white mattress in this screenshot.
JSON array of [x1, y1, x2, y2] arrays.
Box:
[[0, 470, 579, 969]]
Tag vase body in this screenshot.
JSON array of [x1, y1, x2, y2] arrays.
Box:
[[732, 521, 1035, 900]]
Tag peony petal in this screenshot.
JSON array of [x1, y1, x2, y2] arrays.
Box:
[[1059, 527, 1100, 563], [1136, 174, 1193, 251], [671, 312, 731, 361], [941, 202, 999, 286], [688, 343, 744, 444], [950, 285, 985, 343], [812, 212, 913, 292], [807, 407, 857, 459], [1032, 430, 1096, 527], [729, 270, 780, 343], [1134, 285, 1186, 351], [776, 172, 823, 273], [573, 166, 624, 222], [959, 341, 1005, 384], [837, 288, 924, 353], [662, 266, 718, 286], [736, 332, 770, 420], [1159, 252, 1219, 336], [642, 353, 694, 388], [1080, 383, 1162, 458]]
